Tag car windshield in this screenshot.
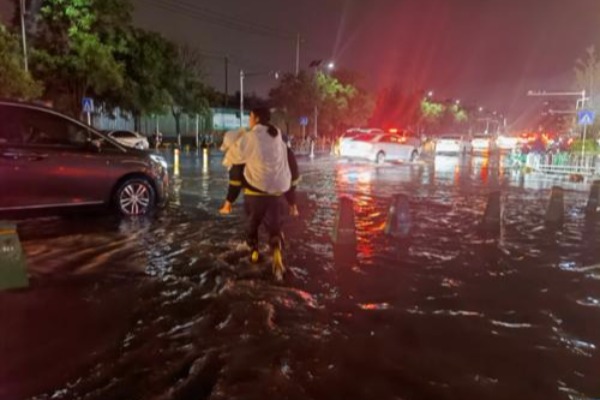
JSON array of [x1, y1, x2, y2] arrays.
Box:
[[352, 134, 377, 142], [111, 131, 137, 138]]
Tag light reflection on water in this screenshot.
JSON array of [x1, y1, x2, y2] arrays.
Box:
[[2, 153, 599, 400]]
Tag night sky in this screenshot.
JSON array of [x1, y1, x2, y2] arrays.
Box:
[[2, 0, 600, 126]]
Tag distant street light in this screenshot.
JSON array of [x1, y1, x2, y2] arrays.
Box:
[[478, 106, 484, 112], [327, 62, 335, 70], [455, 100, 461, 105], [427, 91, 434, 98]]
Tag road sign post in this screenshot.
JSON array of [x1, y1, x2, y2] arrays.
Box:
[[82, 97, 94, 126], [299, 116, 308, 141], [578, 110, 595, 170]]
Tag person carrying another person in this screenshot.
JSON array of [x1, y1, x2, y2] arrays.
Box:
[[224, 107, 298, 281], [220, 125, 300, 218]]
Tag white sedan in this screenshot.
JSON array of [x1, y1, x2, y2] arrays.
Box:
[[496, 135, 520, 151], [435, 134, 472, 155], [105, 130, 150, 150], [340, 132, 421, 164], [471, 135, 494, 154]]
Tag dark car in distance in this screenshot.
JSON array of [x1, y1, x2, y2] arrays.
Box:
[[0, 101, 169, 216]]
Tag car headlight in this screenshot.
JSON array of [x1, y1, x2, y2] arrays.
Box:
[[150, 154, 168, 169]]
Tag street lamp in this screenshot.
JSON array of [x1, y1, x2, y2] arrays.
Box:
[[455, 99, 461, 106], [478, 106, 484, 112], [327, 62, 335, 70], [427, 91, 434, 98]]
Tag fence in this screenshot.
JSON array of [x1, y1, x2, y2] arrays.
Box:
[[511, 151, 599, 177]]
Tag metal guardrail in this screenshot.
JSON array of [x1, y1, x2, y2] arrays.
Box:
[[511, 152, 599, 177]]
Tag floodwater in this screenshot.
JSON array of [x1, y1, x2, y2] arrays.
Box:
[[1, 151, 599, 400]]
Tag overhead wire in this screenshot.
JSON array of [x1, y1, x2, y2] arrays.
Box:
[[138, 0, 295, 41]]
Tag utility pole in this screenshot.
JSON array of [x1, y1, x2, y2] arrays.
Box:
[[20, 0, 28, 72], [239, 69, 245, 128], [295, 33, 301, 77], [224, 56, 229, 107]]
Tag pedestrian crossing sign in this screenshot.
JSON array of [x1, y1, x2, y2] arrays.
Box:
[[578, 110, 595, 126]]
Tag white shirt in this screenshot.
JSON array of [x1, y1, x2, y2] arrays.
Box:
[[221, 128, 245, 167], [226, 124, 291, 194]]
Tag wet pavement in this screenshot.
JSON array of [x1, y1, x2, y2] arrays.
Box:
[[1, 151, 599, 400]]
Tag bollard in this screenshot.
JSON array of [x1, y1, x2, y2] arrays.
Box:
[[332, 197, 357, 263], [545, 186, 564, 227], [173, 148, 180, 176], [481, 191, 502, 235], [309, 141, 315, 159], [384, 194, 412, 239], [585, 180, 600, 218], [0, 222, 28, 291]]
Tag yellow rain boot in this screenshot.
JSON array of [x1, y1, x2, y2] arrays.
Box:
[[251, 248, 260, 264], [272, 247, 285, 281]]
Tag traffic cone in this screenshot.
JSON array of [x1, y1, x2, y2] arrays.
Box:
[[545, 186, 564, 227], [585, 180, 600, 219], [384, 194, 412, 239], [332, 197, 357, 263], [0, 222, 28, 291], [481, 191, 502, 235]]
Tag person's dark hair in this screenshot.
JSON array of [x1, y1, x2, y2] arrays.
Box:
[[251, 107, 278, 138]]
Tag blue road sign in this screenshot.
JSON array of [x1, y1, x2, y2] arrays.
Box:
[[578, 110, 595, 126], [82, 97, 94, 114], [299, 116, 309, 126]]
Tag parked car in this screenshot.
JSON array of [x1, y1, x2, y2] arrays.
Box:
[[340, 132, 421, 163], [496, 134, 520, 151], [104, 130, 150, 150], [435, 134, 472, 155], [0, 101, 169, 216], [471, 135, 494, 154]]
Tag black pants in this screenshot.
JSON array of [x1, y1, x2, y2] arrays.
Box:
[[245, 195, 283, 250], [226, 164, 244, 203]]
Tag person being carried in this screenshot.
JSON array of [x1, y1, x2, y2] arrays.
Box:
[[219, 128, 246, 215]]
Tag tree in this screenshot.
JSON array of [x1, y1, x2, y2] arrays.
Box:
[[0, 24, 42, 99], [270, 70, 373, 138], [165, 44, 210, 146], [104, 29, 174, 130], [30, 0, 130, 116]]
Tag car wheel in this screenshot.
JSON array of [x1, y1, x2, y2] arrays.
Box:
[[410, 150, 419, 162], [376, 151, 386, 165], [114, 178, 155, 216]]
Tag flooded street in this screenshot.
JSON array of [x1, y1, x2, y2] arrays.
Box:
[[1, 151, 599, 400]]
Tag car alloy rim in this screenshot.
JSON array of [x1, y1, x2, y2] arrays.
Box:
[[120, 183, 150, 215]]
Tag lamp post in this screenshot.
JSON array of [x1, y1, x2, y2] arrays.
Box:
[[19, 0, 28, 72], [172, 104, 182, 148]]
